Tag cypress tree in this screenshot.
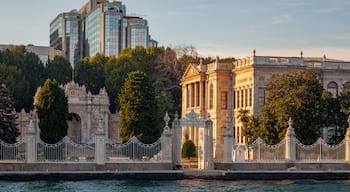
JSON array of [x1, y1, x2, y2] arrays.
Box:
[[0, 77, 20, 143], [36, 78, 69, 144], [119, 71, 160, 143]]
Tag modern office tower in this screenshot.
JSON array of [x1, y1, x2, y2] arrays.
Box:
[[50, 0, 155, 65], [122, 16, 149, 49], [82, 1, 126, 57], [50, 10, 81, 67]]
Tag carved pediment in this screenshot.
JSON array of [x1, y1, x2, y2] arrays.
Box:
[[183, 64, 200, 78]]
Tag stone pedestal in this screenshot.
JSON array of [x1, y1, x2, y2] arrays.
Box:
[[172, 114, 182, 168], [161, 113, 172, 161], [95, 118, 106, 165], [26, 120, 36, 163], [205, 119, 214, 170], [285, 118, 296, 162], [223, 128, 233, 163], [345, 128, 350, 162]]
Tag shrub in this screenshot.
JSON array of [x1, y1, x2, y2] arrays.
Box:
[[182, 140, 196, 159]]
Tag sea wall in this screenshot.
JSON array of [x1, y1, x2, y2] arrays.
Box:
[[215, 162, 350, 171], [0, 163, 172, 172]]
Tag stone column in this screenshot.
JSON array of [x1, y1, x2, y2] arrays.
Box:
[[205, 118, 214, 170], [199, 81, 204, 116], [345, 116, 350, 162], [161, 112, 172, 161], [172, 113, 182, 169], [26, 120, 37, 163], [95, 117, 106, 165], [285, 118, 296, 162], [223, 117, 233, 163]]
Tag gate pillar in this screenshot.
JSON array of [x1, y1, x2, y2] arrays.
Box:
[[345, 116, 350, 162]]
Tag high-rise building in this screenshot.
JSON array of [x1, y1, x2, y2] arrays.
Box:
[[123, 16, 149, 49], [50, 0, 156, 66], [50, 11, 81, 67]]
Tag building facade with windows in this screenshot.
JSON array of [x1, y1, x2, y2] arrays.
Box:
[[50, 11, 82, 67], [181, 53, 350, 160], [50, 0, 156, 66]]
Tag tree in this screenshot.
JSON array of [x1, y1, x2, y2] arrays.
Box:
[[119, 71, 160, 143], [320, 91, 347, 144], [182, 140, 196, 159], [259, 70, 324, 144], [0, 47, 46, 111], [0, 77, 20, 143], [75, 54, 106, 94], [36, 79, 69, 144], [46, 56, 72, 85], [0, 64, 30, 112]]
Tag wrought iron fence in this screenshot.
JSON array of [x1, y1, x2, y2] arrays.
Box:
[[0, 139, 25, 162], [0, 135, 164, 163], [247, 138, 286, 161], [296, 138, 345, 162], [106, 136, 162, 162], [246, 137, 346, 162]]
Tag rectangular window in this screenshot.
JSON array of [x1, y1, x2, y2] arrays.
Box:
[[221, 91, 228, 109], [258, 87, 265, 106], [191, 84, 195, 107], [244, 89, 248, 108], [236, 90, 240, 109], [209, 84, 214, 109], [240, 90, 244, 108], [249, 88, 252, 106], [186, 85, 190, 108], [233, 91, 236, 109], [196, 83, 200, 107]]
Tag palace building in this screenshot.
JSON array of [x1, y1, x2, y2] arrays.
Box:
[[181, 52, 350, 160]]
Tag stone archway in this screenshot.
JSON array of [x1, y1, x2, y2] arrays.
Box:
[[173, 110, 214, 170], [67, 113, 82, 143]]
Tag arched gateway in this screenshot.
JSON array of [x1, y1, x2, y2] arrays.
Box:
[[173, 110, 214, 170], [18, 81, 121, 143]]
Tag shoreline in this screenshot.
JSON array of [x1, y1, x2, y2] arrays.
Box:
[[1, 170, 350, 181]]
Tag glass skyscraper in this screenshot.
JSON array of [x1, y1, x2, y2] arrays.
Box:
[[50, 0, 156, 66], [50, 11, 81, 67]]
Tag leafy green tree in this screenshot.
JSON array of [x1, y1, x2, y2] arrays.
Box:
[[340, 81, 350, 114], [0, 46, 46, 111], [104, 55, 137, 112], [259, 70, 324, 144], [36, 79, 69, 144], [0, 77, 20, 143], [119, 71, 160, 143], [46, 56, 72, 85], [182, 140, 196, 159], [0, 64, 30, 112], [320, 91, 347, 144], [75, 54, 106, 94]]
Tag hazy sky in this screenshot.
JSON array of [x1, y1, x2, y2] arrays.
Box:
[[0, 0, 349, 60]]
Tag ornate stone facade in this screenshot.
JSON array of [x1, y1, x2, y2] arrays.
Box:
[[17, 81, 121, 143], [181, 53, 350, 160]]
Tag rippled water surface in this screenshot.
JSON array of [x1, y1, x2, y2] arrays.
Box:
[[0, 179, 350, 192]]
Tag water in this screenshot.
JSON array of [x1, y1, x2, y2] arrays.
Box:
[[0, 179, 349, 192]]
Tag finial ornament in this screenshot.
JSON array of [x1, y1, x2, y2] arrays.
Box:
[[288, 117, 293, 128], [253, 49, 256, 56], [300, 50, 303, 58], [164, 112, 170, 127], [174, 111, 179, 119]]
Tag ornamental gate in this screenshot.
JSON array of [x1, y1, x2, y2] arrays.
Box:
[[172, 110, 214, 170]]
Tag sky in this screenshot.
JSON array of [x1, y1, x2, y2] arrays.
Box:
[[0, 0, 349, 60]]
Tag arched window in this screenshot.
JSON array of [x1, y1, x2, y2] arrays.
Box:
[[327, 81, 338, 97], [209, 83, 213, 109]]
